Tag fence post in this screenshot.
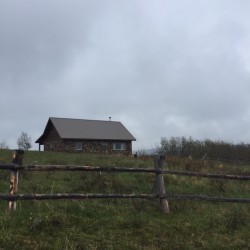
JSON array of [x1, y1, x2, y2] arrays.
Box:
[[9, 149, 24, 210], [154, 155, 169, 213]]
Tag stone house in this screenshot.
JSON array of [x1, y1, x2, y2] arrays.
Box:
[[35, 117, 136, 155]]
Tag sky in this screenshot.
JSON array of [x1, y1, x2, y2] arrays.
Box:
[[1, 0, 250, 152]]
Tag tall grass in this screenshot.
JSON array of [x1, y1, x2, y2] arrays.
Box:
[[0, 149, 250, 249]]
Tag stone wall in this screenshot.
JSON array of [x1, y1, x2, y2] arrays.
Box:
[[44, 140, 132, 155]]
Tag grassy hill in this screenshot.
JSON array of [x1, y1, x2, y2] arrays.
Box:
[[1, 149, 250, 249]]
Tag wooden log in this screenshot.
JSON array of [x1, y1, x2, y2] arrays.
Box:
[[0, 193, 157, 201], [2, 164, 250, 180], [1, 193, 250, 203], [0, 164, 149, 172], [8, 172, 16, 209], [165, 194, 250, 203], [0, 164, 16, 170], [154, 155, 169, 213], [8, 150, 24, 210], [161, 170, 250, 180]]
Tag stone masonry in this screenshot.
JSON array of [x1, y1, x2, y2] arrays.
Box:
[[44, 139, 132, 155]]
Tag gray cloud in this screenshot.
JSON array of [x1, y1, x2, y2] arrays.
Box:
[[0, 0, 250, 150]]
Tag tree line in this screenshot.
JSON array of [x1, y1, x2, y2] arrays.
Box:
[[158, 136, 250, 160]]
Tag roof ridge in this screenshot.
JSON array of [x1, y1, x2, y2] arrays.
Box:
[[50, 117, 120, 123]]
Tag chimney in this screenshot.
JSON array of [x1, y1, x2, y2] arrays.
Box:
[[109, 117, 111, 121]]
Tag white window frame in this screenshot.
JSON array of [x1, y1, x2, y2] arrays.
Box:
[[101, 142, 108, 148], [113, 142, 126, 151], [75, 141, 82, 151]]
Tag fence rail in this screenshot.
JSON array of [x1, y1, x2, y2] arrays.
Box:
[[1, 150, 250, 213], [1, 193, 250, 203], [2, 164, 250, 180], [203, 154, 250, 165]]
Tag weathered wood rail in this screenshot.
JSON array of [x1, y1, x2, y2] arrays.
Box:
[[1, 150, 250, 213], [201, 154, 250, 166], [3, 164, 250, 180]]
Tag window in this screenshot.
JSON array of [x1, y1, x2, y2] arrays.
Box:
[[113, 142, 126, 151], [101, 142, 108, 148], [75, 141, 82, 151], [49, 144, 54, 151]]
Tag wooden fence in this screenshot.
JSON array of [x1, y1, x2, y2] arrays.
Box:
[[1, 150, 250, 214], [202, 153, 250, 165]]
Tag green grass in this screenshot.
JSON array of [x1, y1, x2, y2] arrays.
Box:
[[1, 149, 250, 249]]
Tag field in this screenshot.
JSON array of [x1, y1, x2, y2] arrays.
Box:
[[1, 149, 250, 249]]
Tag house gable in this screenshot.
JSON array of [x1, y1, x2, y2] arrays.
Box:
[[36, 120, 61, 144]]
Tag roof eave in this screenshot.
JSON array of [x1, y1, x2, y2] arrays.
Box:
[[61, 137, 136, 141]]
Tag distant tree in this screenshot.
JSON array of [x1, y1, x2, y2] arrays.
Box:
[[17, 132, 32, 150], [0, 140, 9, 149]]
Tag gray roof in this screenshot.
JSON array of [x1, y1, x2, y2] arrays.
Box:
[[36, 117, 136, 143]]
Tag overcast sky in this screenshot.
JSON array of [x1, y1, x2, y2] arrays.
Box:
[[1, 0, 250, 151]]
